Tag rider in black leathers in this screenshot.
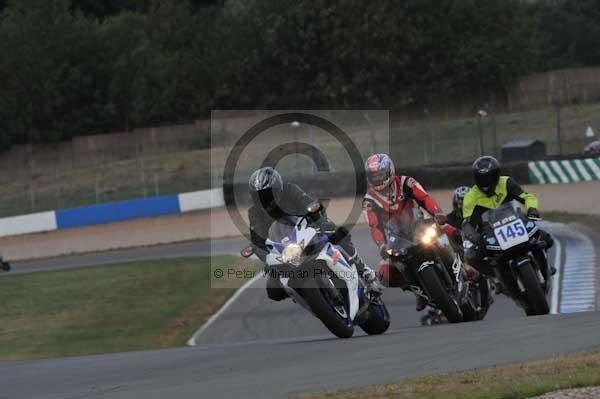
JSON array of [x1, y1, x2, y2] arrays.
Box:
[[247, 167, 380, 301]]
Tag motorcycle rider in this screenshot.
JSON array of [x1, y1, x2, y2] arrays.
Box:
[[447, 186, 470, 230], [248, 166, 381, 301], [446, 185, 471, 251], [462, 156, 555, 275], [362, 153, 463, 311]]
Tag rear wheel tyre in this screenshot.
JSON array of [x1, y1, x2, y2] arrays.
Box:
[[519, 262, 549, 315], [460, 300, 479, 322], [462, 280, 490, 322], [360, 301, 390, 335], [302, 279, 354, 338], [420, 266, 463, 323], [2, 262, 9, 271]]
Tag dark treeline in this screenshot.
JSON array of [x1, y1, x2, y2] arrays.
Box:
[[0, 0, 598, 150]]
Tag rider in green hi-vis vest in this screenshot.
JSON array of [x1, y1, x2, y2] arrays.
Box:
[[462, 156, 554, 275]]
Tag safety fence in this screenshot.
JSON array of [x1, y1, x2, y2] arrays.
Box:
[[0, 157, 597, 238], [529, 157, 600, 184]]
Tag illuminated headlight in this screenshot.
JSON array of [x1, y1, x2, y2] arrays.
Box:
[[421, 225, 438, 245], [282, 243, 303, 266]]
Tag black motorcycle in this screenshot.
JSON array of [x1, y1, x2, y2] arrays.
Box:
[[384, 211, 485, 323], [476, 200, 551, 316]]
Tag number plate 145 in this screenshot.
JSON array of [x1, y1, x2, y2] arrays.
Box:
[[494, 219, 528, 250]]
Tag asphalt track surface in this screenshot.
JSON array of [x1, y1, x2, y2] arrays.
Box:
[[2, 225, 600, 399]]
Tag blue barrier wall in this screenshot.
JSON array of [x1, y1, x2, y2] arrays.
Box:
[[56, 195, 181, 229], [0, 188, 222, 237]]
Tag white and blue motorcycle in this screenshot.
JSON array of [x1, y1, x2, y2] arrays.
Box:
[[242, 203, 390, 338]]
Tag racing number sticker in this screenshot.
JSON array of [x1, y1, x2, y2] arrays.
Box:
[[494, 219, 528, 250]]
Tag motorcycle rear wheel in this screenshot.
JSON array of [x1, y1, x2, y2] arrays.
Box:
[[360, 300, 390, 335]]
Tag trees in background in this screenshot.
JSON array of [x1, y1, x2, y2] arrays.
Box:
[[0, 0, 598, 150], [536, 0, 600, 70], [0, 0, 100, 148]]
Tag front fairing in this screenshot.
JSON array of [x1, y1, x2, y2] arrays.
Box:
[[265, 217, 323, 268], [317, 243, 360, 319], [385, 217, 438, 262], [481, 201, 539, 256]]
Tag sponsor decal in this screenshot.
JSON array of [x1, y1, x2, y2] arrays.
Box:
[[418, 260, 435, 272]]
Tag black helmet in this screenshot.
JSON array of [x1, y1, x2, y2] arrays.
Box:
[[472, 156, 500, 196], [452, 186, 470, 212], [249, 167, 283, 210]]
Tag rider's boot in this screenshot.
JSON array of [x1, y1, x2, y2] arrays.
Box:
[[336, 232, 383, 295], [416, 295, 428, 311], [350, 252, 383, 295], [464, 264, 480, 281]]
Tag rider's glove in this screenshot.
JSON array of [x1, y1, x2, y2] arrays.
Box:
[[465, 232, 482, 245], [527, 208, 541, 219], [379, 243, 390, 258], [433, 211, 447, 226], [320, 220, 337, 234]]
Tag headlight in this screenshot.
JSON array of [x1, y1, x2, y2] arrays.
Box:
[[420, 225, 438, 245], [282, 243, 303, 266]]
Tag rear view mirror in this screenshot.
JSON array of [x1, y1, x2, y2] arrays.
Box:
[[307, 201, 321, 214], [240, 246, 254, 258]]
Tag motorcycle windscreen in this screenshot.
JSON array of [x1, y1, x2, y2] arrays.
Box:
[[481, 200, 523, 227], [268, 216, 299, 243], [384, 208, 426, 247], [481, 201, 528, 250]]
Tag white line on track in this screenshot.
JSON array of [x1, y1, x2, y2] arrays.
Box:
[[558, 229, 596, 313], [187, 271, 263, 347]]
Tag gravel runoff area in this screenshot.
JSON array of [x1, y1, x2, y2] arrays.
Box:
[[1, 182, 599, 261], [533, 387, 600, 399]]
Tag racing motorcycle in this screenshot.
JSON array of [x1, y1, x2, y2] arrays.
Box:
[[384, 210, 488, 323], [241, 203, 390, 338], [473, 200, 551, 316]]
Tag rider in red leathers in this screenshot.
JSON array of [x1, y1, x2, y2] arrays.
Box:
[[362, 154, 462, 311]]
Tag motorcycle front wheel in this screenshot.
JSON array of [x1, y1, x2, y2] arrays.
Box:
[[302, 278, 354, 338], [518, 261, 550, 315], [420, 265, 463, 323]]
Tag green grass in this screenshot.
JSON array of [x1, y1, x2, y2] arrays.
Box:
[[297, 351, 600, 399], [0, 256, 259, 360], [391, 102, 600, 165], [1, 101, 599, 217]]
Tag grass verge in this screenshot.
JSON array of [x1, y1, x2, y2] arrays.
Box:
[[297, 351, 600, 399], [0, 256, 259, 361]]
